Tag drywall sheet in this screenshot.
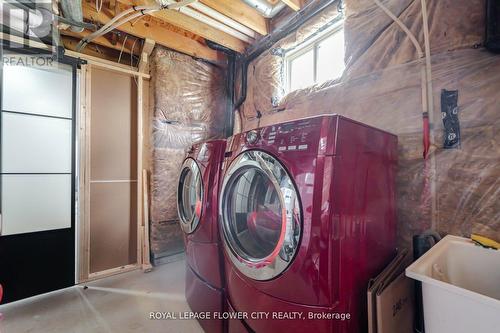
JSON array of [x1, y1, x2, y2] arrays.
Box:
[[149, 46, 225, 257], [90, 182, 138, 273], [90, 68, 138, 273], [239, 0, 500, 248]]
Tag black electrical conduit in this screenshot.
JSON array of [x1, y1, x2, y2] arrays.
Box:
[[206, 0, 338, 135], [233, 0, 339, 112], [206, 40, 236, 138]]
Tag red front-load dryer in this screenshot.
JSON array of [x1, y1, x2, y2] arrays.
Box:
[[219, 115, 398, 333], [177, 139, 227, 333]]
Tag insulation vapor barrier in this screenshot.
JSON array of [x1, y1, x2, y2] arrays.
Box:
[[149, 47, 225, 258], [239, 0, 499, 248]]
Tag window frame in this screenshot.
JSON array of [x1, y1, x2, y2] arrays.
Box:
[[285, 21, 344, 93]]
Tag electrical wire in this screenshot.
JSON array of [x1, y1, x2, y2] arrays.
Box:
[[75, 5, 155, 51], [96, 0, 103, 13], [76, 0, 197, 52], [118, 35, 128, 64], [131, 37, 140, 86]]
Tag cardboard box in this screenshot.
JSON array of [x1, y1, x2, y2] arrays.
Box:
[[368, 249, 415, 333]]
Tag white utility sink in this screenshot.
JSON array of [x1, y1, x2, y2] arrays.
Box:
[[406, 235, 500, 333]]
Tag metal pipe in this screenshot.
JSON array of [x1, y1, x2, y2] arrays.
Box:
[[241, 0, 286, 18]]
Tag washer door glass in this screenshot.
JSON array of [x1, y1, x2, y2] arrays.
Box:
[[177, 158, 203, 233], [220, 150, 301, 281]]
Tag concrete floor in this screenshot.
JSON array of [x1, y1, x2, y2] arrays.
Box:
[[0, 259, 203, 333]]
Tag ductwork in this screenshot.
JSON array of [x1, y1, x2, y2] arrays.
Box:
[[60, 0, 84, 32], [242, 0, 286, 18]]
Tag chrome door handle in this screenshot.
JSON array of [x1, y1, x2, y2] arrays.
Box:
[[0, 213, 2, 235]]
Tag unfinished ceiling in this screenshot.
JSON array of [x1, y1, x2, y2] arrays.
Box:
[[58, 0, 308, 66]]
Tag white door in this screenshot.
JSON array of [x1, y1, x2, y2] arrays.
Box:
[[0, 51, 76, 303]]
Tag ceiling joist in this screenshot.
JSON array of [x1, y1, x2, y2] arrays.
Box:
[[199, 0, 269, 36], [62, 35, 136, 65], [281, 0, 303, 11], [128, 0, 247, 52], [80, 1, 225, 63], [61, 29, 141, 56]]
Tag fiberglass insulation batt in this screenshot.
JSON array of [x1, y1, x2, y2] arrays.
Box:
[[149, 47, 225, 258], [238, 0, 499, 248]]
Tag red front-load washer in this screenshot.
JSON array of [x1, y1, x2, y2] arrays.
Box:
[[219, 115, 398, 333], [177, 139, 227, 333]]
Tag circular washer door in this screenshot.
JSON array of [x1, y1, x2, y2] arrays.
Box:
[[177, 158, 203, 234], [220, 150, 301, 281]]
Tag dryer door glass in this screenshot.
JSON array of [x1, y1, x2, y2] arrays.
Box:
[[220, 150, 301, 280], [177, 158, 203, 233], [226, 167, 282, 259]]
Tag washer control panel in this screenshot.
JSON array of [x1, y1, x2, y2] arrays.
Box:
[[247, 117, 326, 154]]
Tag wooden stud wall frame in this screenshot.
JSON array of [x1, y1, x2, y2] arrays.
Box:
[[77, 62, 150, 283], [0, 32, 151, 285]]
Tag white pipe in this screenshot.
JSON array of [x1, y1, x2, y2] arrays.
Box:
[[373, 0, 428, 123], [373, 0, 423, 57], [373, 0, 437, 228], [76, 6, 159, 50], [420, 0, 434, 130], [166, 0, 197, 10], [420, 0, 437, 230], [188, 1, 256, 38]]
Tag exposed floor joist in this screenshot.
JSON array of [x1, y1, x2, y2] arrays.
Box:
[[199, 0, 269, 36], [128, 0, 247, 52], [62, 35, 136, 65], [282, 0, 303, 11], [80, 1, 226, 63], [61, 29, 141, 56]]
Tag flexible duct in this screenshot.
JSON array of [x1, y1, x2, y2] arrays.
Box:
[[241, 0, 286, 18], [60, 0, 84, 32]]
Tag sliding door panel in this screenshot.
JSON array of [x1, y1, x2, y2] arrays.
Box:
[[2, 174, 71, 235], [0, 52, 76, 304], [2, 64, 73, 118], [1, 112, 72, 173]]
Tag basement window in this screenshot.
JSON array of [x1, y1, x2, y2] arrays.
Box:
[[285, 23, 345, 93]]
